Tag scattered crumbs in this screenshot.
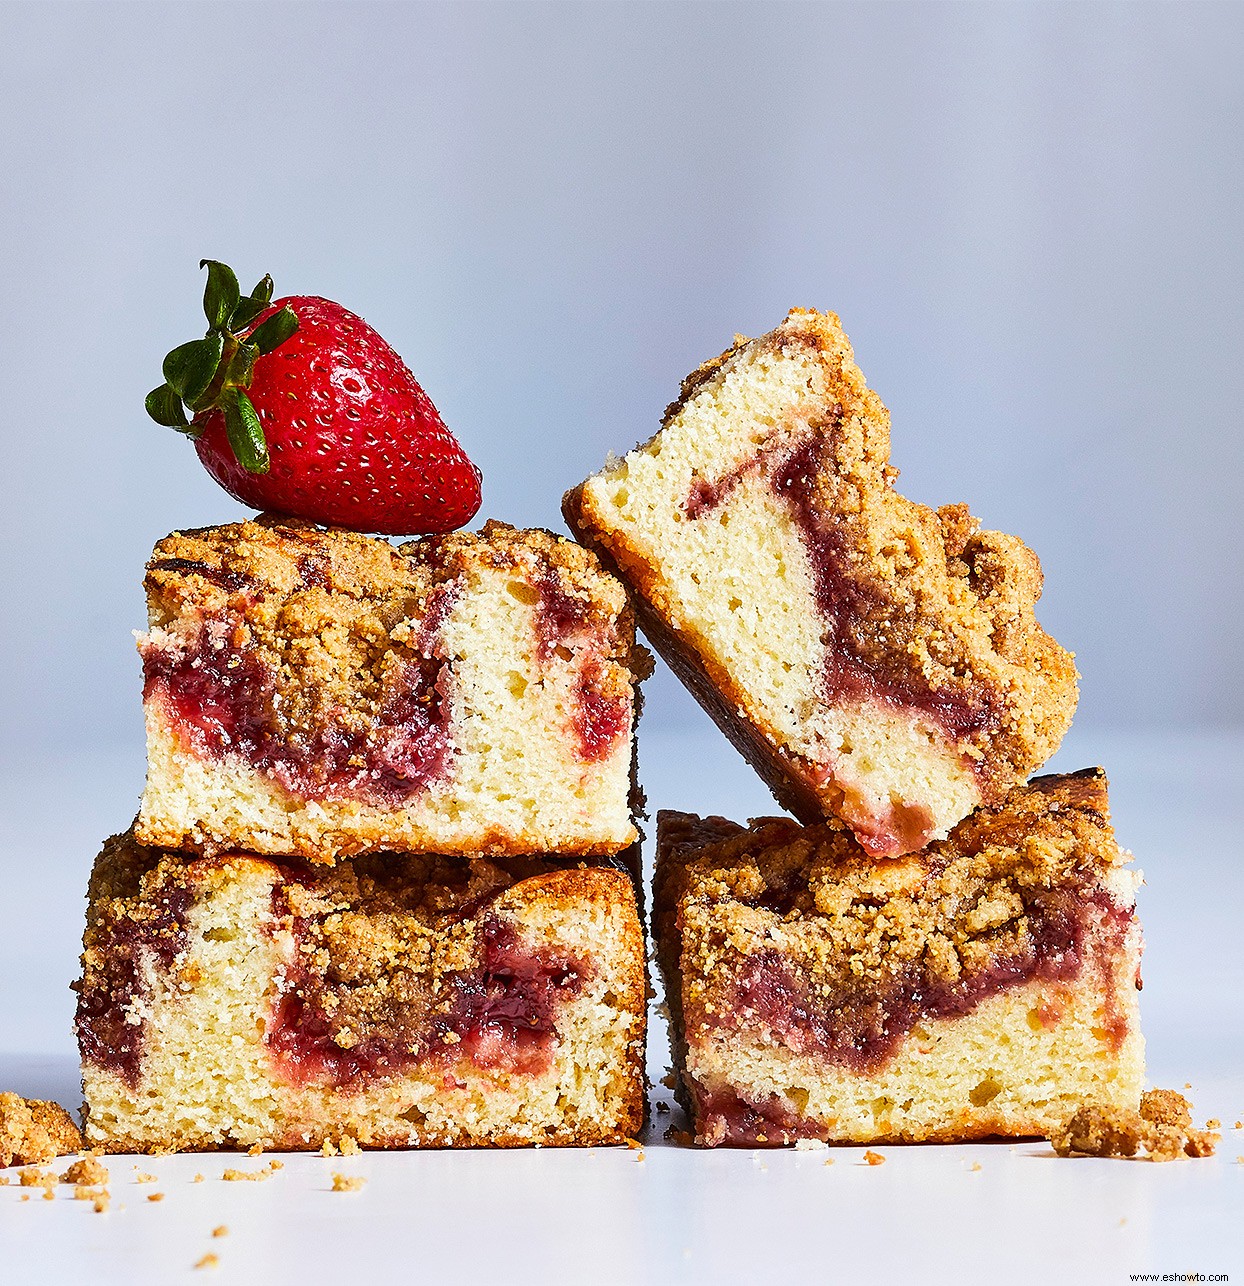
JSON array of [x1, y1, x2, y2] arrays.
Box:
[[823, 1157, 835, 1166], [133, 1170, 157, 1184], [19, 1166, 52, 1187], [93, 1192, 110, 1213], [331, 1173, 366, 1193], [0, 1092, 83, 1168], [338, 1136, 361, 1156], [863, 1150, 886, 1166], [1052, 1089, 1219, 1162], [193, 1174, 205, 1184], [42, 1187, 54, 1201], [1185, 1083, 1192, 1090], [147, 1192, 165, 1203], [794, 1138, 827, 1152], [194, 1253, 219, 1270], [61, 1156, 109, 1186], [969, 1162, 982, 1172], [20, 1192, 29, 1201], [212, 1226, 228, 1238], [0, 1176, 8, 1186], [1236, 1156, 1244, 1164], [1234, 1122, 1242, 1130], [1206, 1118, 1221, 1130], [634, 1149, 646, 1164], [1119, 1218, 1128, 1227], [320, 1139, 338, 1158], [222, 1161, 281, 1182], [73, 1184, 101, 1201]]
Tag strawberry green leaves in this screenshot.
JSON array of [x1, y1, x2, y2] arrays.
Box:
[[163, 333, 224, 406], [221, 388, 269, 475], [144, 382, 191, 430], [146, 260, 298, 470], [248, 305, 298, 355], [201, 259, 240, 330]]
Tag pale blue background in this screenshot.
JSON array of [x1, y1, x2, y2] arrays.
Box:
[[1, 0, 1241, 749]]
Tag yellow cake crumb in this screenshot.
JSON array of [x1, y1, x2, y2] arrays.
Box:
[[863, 1150, 886, 1166], [331, 1173, 366, 1192], [195, 1252, 219, 1270]]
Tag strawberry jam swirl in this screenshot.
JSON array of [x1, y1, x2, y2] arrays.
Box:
[[266, 886, 587, 1087], [683, 422, 1004, 751], [141, 587, 458, 807], [686, 887, 1134, 1146], [534, 568, 629, 764], [75, 884, 195, 1090]]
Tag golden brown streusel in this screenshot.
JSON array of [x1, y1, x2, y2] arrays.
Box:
[[1051, 1090, 1219, 1161], [0, 1093, 82, 1167], [61, 1156, 109, 1186], [656, 771, 1125, 1029]]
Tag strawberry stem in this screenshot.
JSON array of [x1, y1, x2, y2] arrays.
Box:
[[146, 260, 298, 473]]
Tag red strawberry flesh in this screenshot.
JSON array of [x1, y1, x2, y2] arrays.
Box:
[[193, 296, 481, 535]]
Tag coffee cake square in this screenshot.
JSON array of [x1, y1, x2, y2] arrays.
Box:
[[653, 771, 1143, 1146]]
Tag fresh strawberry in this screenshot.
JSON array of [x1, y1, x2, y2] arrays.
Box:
[[146, 260, 481, 535]]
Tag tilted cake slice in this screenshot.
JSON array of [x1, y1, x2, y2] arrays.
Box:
[[136, 517, 646, 863], [76, 828, 646, 1151], [565, 309, 1077, 856], [653, 770, 1144, 1146]]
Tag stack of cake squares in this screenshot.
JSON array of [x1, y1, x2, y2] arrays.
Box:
[[566, 308, 1146, 1147], [75, 519, 648, 1151], [75, 305, 1150, 1156]]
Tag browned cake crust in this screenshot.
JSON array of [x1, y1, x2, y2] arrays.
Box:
[[77, 828, 646, 1152], [137, 515, 643, 861], [567, 309, 1078, 856], [654, 771, 1145, 1146]]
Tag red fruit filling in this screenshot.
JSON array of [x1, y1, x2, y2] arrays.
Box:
[[534, 569, 629, 764], [75, 885, 195, 1089], [573, 659, 630, 764], [699, 887, 1133, 1078], [267, 905, 586, 1089], [691, 1084, 824, 1148], [684, 426, 1003, 764], [142, 612, 455, 807]]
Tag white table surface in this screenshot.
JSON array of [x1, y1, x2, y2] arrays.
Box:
[[2, 726, 1241, 1285]]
